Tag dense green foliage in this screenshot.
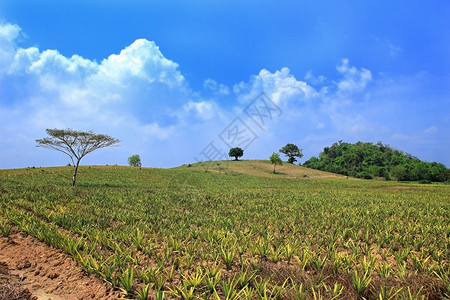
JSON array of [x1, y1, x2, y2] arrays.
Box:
[[279, 143, 303, 164], [228, 147, 244, 161], [303, 141, 450, 182], [0, 163, 449, 299], [128, 154, 142, 167], [269, 152, 283, 173]]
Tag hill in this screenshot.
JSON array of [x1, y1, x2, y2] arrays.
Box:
[[303, 141, 450, 182], [177, 159, 344, 179], [0, 165, 449, 299]]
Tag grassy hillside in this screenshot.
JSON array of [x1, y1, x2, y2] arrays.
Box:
[[181, 160, 344, 179], [0, 163, 449, 299]]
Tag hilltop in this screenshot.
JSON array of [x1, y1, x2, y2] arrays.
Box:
[[175, 159, 344, 179], [303, 141, 450, 182]]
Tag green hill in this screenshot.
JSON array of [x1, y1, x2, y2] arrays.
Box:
[[303, 141, 450, 182], [0, 165, 449, 299]]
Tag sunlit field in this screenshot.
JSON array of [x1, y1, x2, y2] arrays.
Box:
[[0, 161, 448, 299]]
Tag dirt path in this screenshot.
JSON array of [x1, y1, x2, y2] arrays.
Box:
[[0, 231, 120, 300]]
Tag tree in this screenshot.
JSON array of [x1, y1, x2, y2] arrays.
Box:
[[228, 147, 244, 161], [302, 140, 450, 182], [391, 165, 407, 181], [270, 152, 283, 173], [36, 128, 120, 186], [279, 143, 303, 164], [128, 154, 142, 167]]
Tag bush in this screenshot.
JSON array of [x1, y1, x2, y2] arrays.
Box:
[[418, 179, 431, 184], [356, 171, 373, 180]]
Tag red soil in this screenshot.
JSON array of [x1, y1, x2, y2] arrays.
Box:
[[0, 231, 120, 300]]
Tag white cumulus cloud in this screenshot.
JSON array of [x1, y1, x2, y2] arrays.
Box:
[[336, 58, 372, 93], [4, 20, 442, 168], [0, 22, 21, 69], [233, 67, 319, 106], [0, 21, 197, 168], [98, 39, 185, 88], [183, 100, 217, 120]]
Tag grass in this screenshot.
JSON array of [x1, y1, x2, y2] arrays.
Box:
[[183, 160, 342, 178], [0, 161, 449, 299]]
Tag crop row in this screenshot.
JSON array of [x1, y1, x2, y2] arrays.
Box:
[[0, 165, 448, 299]]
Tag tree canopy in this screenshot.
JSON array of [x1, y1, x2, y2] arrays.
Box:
[[270, 152, 283, 173], [279, 143, 303, 164], [128, 154, 142, 167], [228, 147, 244, 161], [36, 128, 120, 186], [303, 140, 449, 182]]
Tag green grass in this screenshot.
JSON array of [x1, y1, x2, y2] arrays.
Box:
[[0, 161, 449, 299]]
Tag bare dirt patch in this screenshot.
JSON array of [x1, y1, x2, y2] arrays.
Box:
[[0, 261, 35, 300], [0, 232, 120, 300]]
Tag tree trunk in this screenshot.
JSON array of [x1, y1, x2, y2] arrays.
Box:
[[273, 164, 276, 173], [72, 160, 80, 186]]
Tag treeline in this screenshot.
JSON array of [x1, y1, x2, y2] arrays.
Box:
[[303, 141, 449, 182]]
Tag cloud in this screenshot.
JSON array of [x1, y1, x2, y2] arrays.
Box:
[[1, 20, 447, 168], [203, 79, 230, 95], [98, 39, 185, 88], [372, 36, 403, 58], [0, 21, 378, 169], [233, 67, 319, 106], [2, 22, 190, 118], [0, 22, 21, 68], [393, 125, 439, 142], [141, 122, 175, 140], [183, 100, 217, 120], [336, 58, 372, 93], [304, 71, 327, 86], [231, 61, 373, 133], [0, 22, 20, 42], [28, 50, 97, 79], [422, 125, 438, 134], [0, 21, 197, 167]]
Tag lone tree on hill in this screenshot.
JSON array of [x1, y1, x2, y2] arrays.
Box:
[[229, 147, 244, 161], [279, 143, 303, 164], [36, 128, 120, 186], [128, 154, 142, 168], [270, 152, 283, 173]]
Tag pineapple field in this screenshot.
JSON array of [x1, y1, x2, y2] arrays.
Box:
[[0, 161, 448, 299]]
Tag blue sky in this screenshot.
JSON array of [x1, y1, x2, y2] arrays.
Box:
[[0, 0, 449, 168]]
